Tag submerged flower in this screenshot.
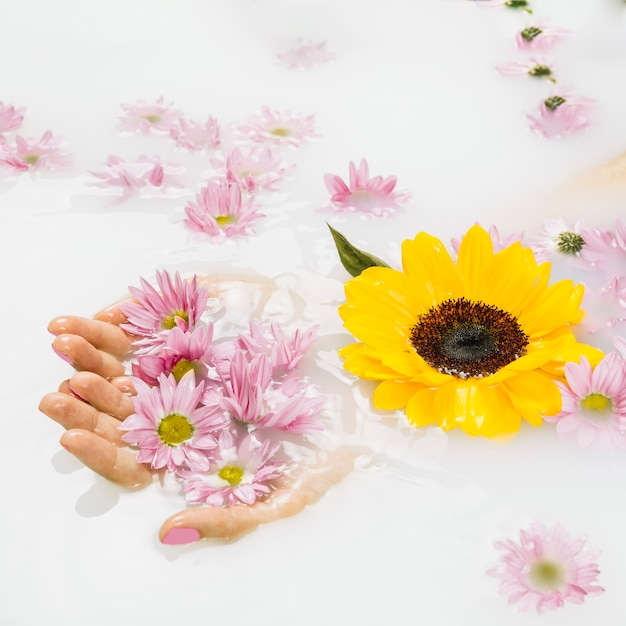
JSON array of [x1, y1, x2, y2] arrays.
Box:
[[544, 353, 626, 448], [527, 92, 595, 139], [496, 57, 555, 82], [210, 147, 294, 193], [488, 522, 604, 613], [516, 23, 570, 50], [580, 219, 626, 276], [120, 372, 226, 472], [170, 116, 221, 151], [531, 218, 586, 262], [177, 431, 284, 506], [276, 39, 335, 70], [451, 224, 524, 255], [117, 96, 181, 134], [235, 106, 317, 147], [89, 154, 185, 199], [324, 158, 410, 217], [0, 102, 26, 133], [183, 178, 264, 238], [0, 131, 70, 173], [470, 0, 532, 12], [119, 270, 208, 352], [338, 224, 602, 437]]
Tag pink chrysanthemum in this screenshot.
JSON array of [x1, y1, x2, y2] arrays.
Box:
[[89, 154, 185, 199], [580, 219, 626, 277], [470, 0, 532, 12], [527, 91, 595, 139], [496, 56, 555, 82], [323, 158, 410, 217], [132, 325, 215, 387], [0, 131, 70, 173], [183, 178, 264, 238], [119, 270, 208, 353], [210, 147, 294, 194], [117, 96, 181, 134], [452, 224, 524, 255], [488, 522, 604, 614], [170, 116, 221, 151], [0, 102, 26, 134], [531, 218, 586, 262], [235, 106, 317, 147], [276, 39, 335, 70], [120, 372, 227, 472], [220, 351, 325, 433], [543, 353, 626, 449], [515, 23, 570, 51], [177, 431, 284, 506]]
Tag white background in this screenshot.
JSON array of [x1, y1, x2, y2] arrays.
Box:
[[1, 1, 626, 624]]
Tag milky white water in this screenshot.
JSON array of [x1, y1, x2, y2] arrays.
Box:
[[2, 1, 626, 624]]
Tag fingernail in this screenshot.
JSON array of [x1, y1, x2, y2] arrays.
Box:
[[52, 345, 73, 366], [162, 527, 200, 546], [69, 385, 88, 402], [61, 444, 70, 452]]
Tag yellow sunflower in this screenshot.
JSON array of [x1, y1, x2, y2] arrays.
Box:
[[338, 224, 603, 438]]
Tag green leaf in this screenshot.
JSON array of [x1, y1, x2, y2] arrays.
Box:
[[327, 223, 390, 277]]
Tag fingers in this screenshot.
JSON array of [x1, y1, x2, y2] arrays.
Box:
[[48, 315, 133, 358], [93, 303, 129, 326], [60, 429, 153, 489], [67, 371, 135, 417], [51, 334, 127, 378], [159, 446, 369, 545]]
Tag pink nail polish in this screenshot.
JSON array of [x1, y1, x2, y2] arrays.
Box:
[[162, 527, 200, 546], [69, 385, 88, 402], [61, 444, 70, 452], [52, 345, 73, 366]]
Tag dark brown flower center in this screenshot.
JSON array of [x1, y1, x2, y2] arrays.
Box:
[[409, 298, 529, 379]]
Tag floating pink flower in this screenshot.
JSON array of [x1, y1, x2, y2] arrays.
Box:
[[487, 522, 604, 614], [220, 351, 325, 433], [324, 158, 410, 217], [527, 92, 595, 139], [177, 431, 284, 506], [452, 224, 524, 255], [132, 325, 215, 387], [544, 353, 626, 449], [531, 218, 586, 262], [580, 219, 626, 276], [0, 102, 26, 133], [496, 56, 555, 82], [210, 147, 294, 193], [235, 106, 317, 147], [516, 23, 570, 50], [183, 178, 264, 238], [89, 154, 186, 199], [117, 96, 181, 134], [120, 372, 226, 472], [0, 130, 70, 173], [119, 270, 208, 352], [170, 116, 221, 151], [276, 39, 335, 70], [470, 0, 532, 12]]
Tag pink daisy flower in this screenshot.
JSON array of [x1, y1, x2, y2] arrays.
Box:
[[276, 39, 335, 70], [131, 325, 215, 387], [120, 372, 226, 472], [452, 224, 524, 255], [516, 23, 570, 51], [531, 218, 586, 262], [0, 102, 26, 134], [527, 92, 595, 139], [177, 431, 284, 506], [324, 158, 410, 217], [614, 336, 626, 360], [117, 96, 181, 135], [183, 178, 264, 238], [496, 56, 555, 82], [235, 106, 317, 147], [470, 0, 532, 13], [220, 351, 325, 434], [544, 353, 626, 449], [210, 147, 295, 194], [170, 116, 221, 152], [580, 219, 626, 276], [89, 154, 186, 200], [0, 130, 70, 173], [119, 270, 209, 353], [487, 522, 604, 614]]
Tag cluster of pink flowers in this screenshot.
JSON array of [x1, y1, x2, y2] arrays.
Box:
[[473, 2, 595, 138], [0, 101, 70, 174], [118, 270, 324, 507]]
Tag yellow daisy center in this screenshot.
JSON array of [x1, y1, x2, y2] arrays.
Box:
[[24, 154, 40, 165], [161, 309, 189, 330], [409, 298, 529, 379], [143, 114, 161, 123], [528, 559, 567, 592], [157, 413, 194, 446], [218, 465, 244, 486], [171, 359, 198, 382], [580, 392, 613, 415], [269, 127, 290, 137], [215, 214, 238, 226]]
